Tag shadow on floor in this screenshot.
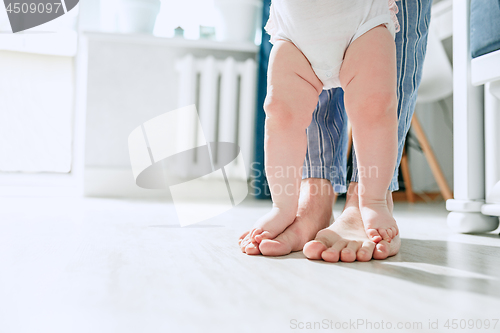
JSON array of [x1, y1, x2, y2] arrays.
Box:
[[265, 237, 500, 298], [322, 238, 500, 299]]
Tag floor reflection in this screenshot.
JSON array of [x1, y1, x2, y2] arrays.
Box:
[[334, 239, 500, 298]]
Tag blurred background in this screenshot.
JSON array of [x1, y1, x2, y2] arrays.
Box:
[[4, 2, 500, 331], [0, 0, 454, 202]]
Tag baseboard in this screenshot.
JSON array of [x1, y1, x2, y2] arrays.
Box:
[[392, 191, 443, 202], [84, 167, 167, 198], [84, 167, 249, 200]]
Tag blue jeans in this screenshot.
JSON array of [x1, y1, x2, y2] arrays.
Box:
[[303, 0, 433, 193]]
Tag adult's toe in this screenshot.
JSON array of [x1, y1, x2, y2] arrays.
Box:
[[340, 241, 361, 262], [321, 239, 349, 262], [356, 241, 376, 261], [373, 240, 391, 260], [303, 240, 328, 260]]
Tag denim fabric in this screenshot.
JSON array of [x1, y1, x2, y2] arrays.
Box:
[[253, 0, 273, 199], [470, 0, 500, 58], [303, 88, 349, 193], [302, 0, 433, 193]]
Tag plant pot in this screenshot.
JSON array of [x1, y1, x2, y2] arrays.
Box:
[[214, 0, 262, 43], [118, 0, 161, 34]]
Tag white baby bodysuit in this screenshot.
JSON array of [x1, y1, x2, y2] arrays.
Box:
[[265, 0, 400, 89]]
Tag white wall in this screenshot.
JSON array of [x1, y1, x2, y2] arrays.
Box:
[[0, 51, 74, 173], [83, 35, 257, 197], [408, 37, 454, 193], [409, 96, 454, 193]]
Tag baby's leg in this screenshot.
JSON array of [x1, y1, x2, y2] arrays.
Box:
[[339, 25, 399, 243], [240, 40, 323, 252]]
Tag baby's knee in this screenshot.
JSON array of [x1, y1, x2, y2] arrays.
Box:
[[371, 91, 397, 119], [349, 91, 397, 125], [264, 94, 313, 130]]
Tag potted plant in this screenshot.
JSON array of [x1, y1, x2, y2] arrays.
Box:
[[118, 0, 162, 34], [214, 0, 262, 43]]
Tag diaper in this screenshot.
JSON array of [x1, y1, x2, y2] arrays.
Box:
[[265, 0, 400, 90]]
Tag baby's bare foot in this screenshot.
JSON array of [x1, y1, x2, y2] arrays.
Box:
[[304, 182, 400, 262], [239, 206, 296, 255], [303, 206, 400, 262], [360, 200, 398, 243]]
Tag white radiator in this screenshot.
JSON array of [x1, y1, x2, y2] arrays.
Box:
[[175, 54, 257, 180]]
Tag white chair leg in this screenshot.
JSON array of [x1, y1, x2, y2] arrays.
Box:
[[480, 81, 500, 227], [446, 0, 498, 233], [448, 212, 499, 233]]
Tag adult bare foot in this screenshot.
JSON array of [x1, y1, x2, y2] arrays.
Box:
[[303, 182, 400, 262], [238, 178, 333, 255], [258, 178, 334, 256]]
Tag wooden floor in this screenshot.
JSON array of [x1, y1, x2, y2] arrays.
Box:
[[1, 197, 500, 333]]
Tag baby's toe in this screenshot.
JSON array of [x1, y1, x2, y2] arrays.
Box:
[[378, 228, 392, 243], [239, 235, 252, 252], [386, 228, 394, 239], [245, 242, 261, 255], [250, 228, 262, 240], [239, 230, 250, 243], [366, 228, 383, 243], [254, 231, 272, 243]]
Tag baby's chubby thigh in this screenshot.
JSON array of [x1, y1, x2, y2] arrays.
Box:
[[265, 40, 324, 129]]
